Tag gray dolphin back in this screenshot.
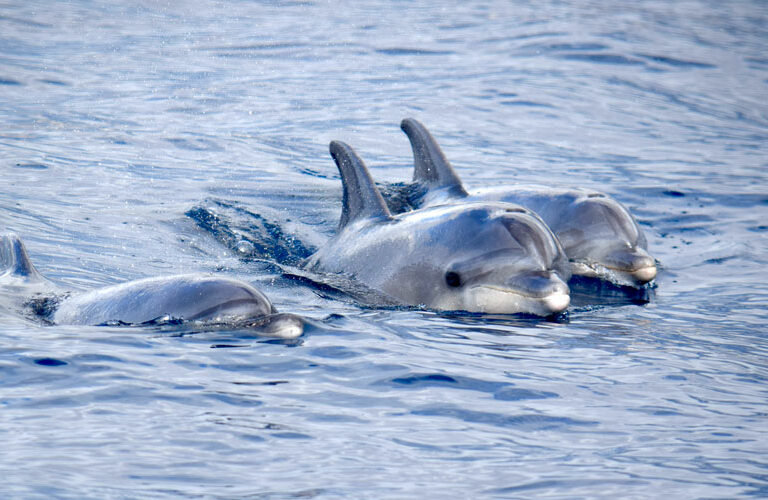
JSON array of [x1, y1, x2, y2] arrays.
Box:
[[400, 118, 467, 196], [53, 275, 276, 326], [329, 140, 392, 229], [0, 233, 44, 282]]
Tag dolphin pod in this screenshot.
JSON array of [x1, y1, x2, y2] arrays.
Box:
[[0, 233, 303, 338], [399, 118, 657, 287], [3, 117, 657, 326], [303, 141, 572, 316]]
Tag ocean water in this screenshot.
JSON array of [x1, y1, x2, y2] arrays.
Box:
[[1, 0, 767, 498]]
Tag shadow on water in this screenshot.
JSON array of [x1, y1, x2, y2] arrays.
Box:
[[568, 275, 655, 309], [185, 199, 315, 266], [186, 199, 405, 308], [435, 308, 569, 328]]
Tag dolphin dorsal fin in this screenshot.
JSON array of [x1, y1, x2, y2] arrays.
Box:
[[329, 141, 392, 230], [0, 233, 44, 282], [400, 118, 468, 196]]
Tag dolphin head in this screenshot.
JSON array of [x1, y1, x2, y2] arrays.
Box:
[[52, 275, 304, 338], [404, 203, 572, 316], [553, 194, 656, 286]]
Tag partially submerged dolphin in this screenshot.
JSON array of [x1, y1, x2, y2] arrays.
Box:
[[399, 118, 657, 287], [302, 141, 572, 316], [0, 233, 303, 338]]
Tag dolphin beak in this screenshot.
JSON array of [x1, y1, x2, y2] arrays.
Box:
[[601, 246, 657, 284], [506, 271, 571, 314], [631, 264, 657, 284], [249, 313, 305, 339], [541, 290, 571, 314]]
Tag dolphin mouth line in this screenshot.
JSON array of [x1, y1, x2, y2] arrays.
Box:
[[469, 285, 570, 314], [472, 285, 558, 300], [624, 265, 657, 283], [603, 263, 656, 274], [572, 260, 657, 284], [573, 259, 654, 274]]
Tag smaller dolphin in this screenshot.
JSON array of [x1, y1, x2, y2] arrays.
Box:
[[400, 118, 657, 287], [302, 141, 571, 316], [0, 233, 303, 339]]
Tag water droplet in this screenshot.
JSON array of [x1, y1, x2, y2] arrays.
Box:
[[235, 240, 255, 256]]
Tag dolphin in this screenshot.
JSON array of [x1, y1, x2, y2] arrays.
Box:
[[399, 118, 657, 287], [302, 141, 572, 316], [0, 233, 303, 339]]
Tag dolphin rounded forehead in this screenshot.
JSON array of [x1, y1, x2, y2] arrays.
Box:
[[53, 275, 276, 326], [558, 196, 641, 243], [398, 202, 562, 263], [498, 213, 562, 263]]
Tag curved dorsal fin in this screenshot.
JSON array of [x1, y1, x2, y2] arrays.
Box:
[[0, 232, 44, 282], [329, 141, 392, 230], [400, 118, 468, 196]]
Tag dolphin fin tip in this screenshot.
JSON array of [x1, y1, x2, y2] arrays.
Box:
[[0, 232, 44, 282], [328, 140, 392, 230], [399, 118, 467, 196]]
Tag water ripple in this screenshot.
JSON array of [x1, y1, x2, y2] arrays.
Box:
[[0, 0, 766, 498]]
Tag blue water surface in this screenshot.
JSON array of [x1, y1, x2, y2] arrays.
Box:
[[1, 1, 767, 498]]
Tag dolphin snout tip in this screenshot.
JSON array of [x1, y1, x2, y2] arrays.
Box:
[[600, 246, 657, 284], [631, 264, 657, 284], [509, 273, 570, 315], [622, 250, 657, 284], [542, 291, 570, 314]]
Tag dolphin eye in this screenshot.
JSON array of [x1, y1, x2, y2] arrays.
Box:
[[445, 271, 462, 288]]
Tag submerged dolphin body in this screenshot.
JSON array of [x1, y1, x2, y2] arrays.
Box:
[[399, 118, 657, 287], [302, 141, 572, 316], [0, 233, 303, 338]]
